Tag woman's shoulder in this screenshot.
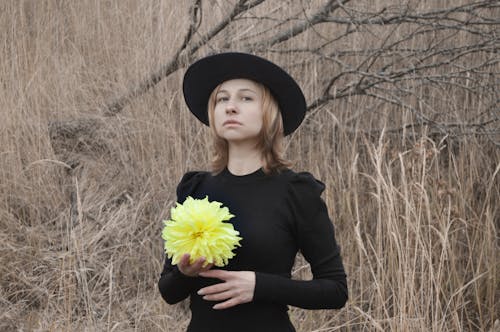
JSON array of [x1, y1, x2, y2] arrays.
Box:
[[179, 171, 210, 183], [176, 171, 210, 202], [280, 169, 329, 221], [278, 168, 326, 195]]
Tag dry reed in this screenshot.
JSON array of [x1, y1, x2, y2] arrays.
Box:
[[1, 1, 498, 331]]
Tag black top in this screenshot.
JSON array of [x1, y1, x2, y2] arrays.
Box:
[[158, 168, 348, 332]]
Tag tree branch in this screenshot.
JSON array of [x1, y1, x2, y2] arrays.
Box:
[[104, 0, 266, 116]]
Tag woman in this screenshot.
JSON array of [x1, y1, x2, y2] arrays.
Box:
[[158, 52, 347, 332]]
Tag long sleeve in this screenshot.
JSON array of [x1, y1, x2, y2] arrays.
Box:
[[253, 172, 348, 309], [157, 171, 208, 305], [158, 258, 198, 304]]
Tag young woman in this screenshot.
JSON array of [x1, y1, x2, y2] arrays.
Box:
[[158, 52, 347, 332]]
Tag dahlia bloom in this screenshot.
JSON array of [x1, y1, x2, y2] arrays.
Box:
[[162, 196, 242, 267]]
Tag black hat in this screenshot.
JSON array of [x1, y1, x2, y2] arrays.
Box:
[[182, 52, 306, 136]]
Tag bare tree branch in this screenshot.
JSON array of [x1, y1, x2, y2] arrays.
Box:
[[104, 0, 266, 116], [246, 0, 352, 48], [179, 0, 203, 52], [61, 0, 498, 146]]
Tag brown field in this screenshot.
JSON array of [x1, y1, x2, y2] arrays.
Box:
[[1, 1, 498, 331]]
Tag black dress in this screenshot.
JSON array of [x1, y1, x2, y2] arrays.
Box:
[[158, 168, 348, 332]]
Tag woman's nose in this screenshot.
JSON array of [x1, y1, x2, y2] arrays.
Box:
[[225, 101, 238, 114]]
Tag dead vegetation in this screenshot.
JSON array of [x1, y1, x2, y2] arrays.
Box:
[[0, 0, 498, 331]]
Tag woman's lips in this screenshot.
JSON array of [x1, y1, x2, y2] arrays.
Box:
[[223, 120, 242, 126]]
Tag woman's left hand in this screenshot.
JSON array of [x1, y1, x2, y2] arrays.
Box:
[[197, 270, 255, 309]]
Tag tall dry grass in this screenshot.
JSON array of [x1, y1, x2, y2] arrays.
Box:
[[1, 1, 498, 331]]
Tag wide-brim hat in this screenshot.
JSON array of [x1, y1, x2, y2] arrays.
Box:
[[182, 52, 306, 136]]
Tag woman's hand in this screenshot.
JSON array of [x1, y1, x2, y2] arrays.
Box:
[[177, 253, 213, 277], [197, 270, 256, 309]]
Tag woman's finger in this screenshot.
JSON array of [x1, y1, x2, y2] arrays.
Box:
[[178, 254, 208, 276], [178, 253, 191, 266], [199, 269, 231, 280], [190, 257, 206, 270], [177, 254, 192, 275], [212, 297, 241, 310], [198, 281, 231, 296], [200, 263, 213, 273], [202, 290, 234, 302]]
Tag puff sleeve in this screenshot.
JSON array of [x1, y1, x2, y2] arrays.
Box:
[[158, 172, 208, 304], [254, 172, 348, 309]]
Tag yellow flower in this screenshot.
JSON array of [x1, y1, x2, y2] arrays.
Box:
[[162, 196, 242, 267]]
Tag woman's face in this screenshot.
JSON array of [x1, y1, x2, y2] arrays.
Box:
[[212, 79, 264, 146]]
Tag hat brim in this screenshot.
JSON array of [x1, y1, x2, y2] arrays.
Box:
[[182, 52, 306, 136]]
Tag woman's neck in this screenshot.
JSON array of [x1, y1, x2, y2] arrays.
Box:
[[226, 143, 263, 176]]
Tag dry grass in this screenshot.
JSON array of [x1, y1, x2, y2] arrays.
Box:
[[1, 1, 498, 331]]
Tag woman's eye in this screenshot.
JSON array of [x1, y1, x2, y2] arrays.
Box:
[[216, 96, 228, 103], [241, 96, 253, 101]]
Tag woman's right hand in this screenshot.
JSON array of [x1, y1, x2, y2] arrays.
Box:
[[177, 253, 213, 277]]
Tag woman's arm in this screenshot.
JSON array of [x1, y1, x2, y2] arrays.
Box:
[[158, 258, 196, 304], [252, 172, 348, 309]]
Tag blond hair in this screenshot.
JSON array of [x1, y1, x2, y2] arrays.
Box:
[[207, 81, 291, 174]]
